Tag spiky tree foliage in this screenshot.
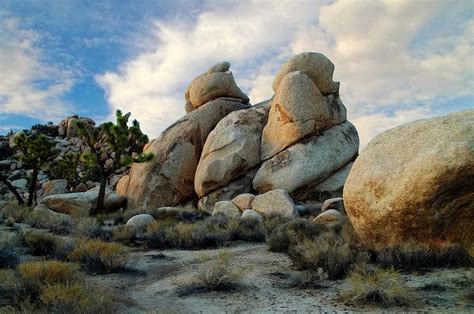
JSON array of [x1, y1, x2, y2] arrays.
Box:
[[14, 132, 59, 207], [76, 110, 153, 215]]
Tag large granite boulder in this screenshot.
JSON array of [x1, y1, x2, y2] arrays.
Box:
[[253, 121, 359, 197], [273, 52, 339, 95], [123, 98, 250, 210], [194, 105, 269, 197], [40, 186, 126, 216], [344, 110, 474, 248], [40, 179, 68, 200], [261, 71, 346, 160], [185, 62, 249, 109]]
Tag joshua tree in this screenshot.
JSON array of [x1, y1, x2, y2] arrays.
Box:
[[0, 172, 25, 205], [14, 132, 58, 207], [76, 110, 153, 215]]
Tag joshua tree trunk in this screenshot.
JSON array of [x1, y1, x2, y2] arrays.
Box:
[[0, 172, 25, 205], [92, 164, 107, 215], [27, 165, 38, 207]]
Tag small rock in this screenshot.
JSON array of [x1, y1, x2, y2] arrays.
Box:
[[252, 189, 298, 218], [212, 201, 242, 219], [11, 178, 27, 189], [312, 209, 345, 229], [126, 214, 155, 231], [232, 193, 256, 211], [321, 197, 345, 214], [241, 209, 263, 222]]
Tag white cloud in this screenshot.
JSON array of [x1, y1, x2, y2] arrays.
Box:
[[0, 14, 75, 121], [98, 0, 473, 147]]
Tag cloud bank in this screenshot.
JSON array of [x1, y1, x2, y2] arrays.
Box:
[[0, 13, 75, 121], [97, 0, 473, 147]]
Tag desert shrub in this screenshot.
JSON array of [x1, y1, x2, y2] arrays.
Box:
[[112, 225, 138, 245], [375, 241, 473, 270], [267, 219, 326, 252], [0, 201, 29, 223], [263, 213, 292, 236], [6, 260, 114, 313], [0, 249, 19, 269], [68, 239, 130, 273], [287, 232, 369, 280], [227, 218, 266, 242], [340, 264, 418, 307], [285, 270, 325, 289], [26, 210, 72, 235], [73, 217, 112, 241], [190, 250, 242, 290], [22, 230, 58, 256]]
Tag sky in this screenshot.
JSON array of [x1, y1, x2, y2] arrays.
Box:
[[0, 0, 473, 148]]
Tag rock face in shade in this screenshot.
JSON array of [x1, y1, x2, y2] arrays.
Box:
[[185, 62, 249, 109], [344, 110, 474, 248], [197, 169, 256, 214], [272, 52, 339, 95], [261, 71, 346, 160], [253, 121, 359, 197], [123, 99, 250, 210], [194, 105, 269, 197]]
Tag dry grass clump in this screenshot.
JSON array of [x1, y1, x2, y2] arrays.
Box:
[[375, 241, 473, 270], [112, 224, 138, 245], [68, 239, 130, 273], [267, 219, 327, 253], [340, 264, 418, 308], [2, 260, 114, 313], [22, 230, 59, 256], [227, 218, 266, 242], [26, 210, 72, 235], [0, 201, 29, 224], [190, 250, 243, 291], [73, 217, 112, 241], [288, 235, 368, 280]]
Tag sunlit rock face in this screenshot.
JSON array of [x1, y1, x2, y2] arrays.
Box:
[[344, 110, 474, 249]]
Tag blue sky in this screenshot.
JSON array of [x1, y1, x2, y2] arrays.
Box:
[[0, 0, 473, 147]]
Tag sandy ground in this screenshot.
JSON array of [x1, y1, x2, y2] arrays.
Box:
[[1, 224, 473, 313], [89, 243, 473, 313]]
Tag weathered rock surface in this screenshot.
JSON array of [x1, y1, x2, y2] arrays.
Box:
[[40, 186, 126, 216], [253, 121, 359, 196], [321, 197, 344, 214], [273, 52, 339, 94], [126, 214, 155, 230], [185, 63, 249, 109], [232, 193, 255, 211], [40, 179, 68, 199], [312, 209, 345, 229], [123, 99, 250, 210], [212, 201, 241, 218], [198, 169, 256, 214], [241, 209, 263, 222], [344, 110, 474, 248], [261, 71, 346, 160], [252, 189, 298, 218], [195, 106, 269, 197]]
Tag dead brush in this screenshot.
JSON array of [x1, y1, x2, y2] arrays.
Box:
[[190, 250, 243, 291], [340, 264, 418, 308], [68, 239, 130, 274]]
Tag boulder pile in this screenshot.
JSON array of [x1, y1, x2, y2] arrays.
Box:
[[122, 52, 359, 216]]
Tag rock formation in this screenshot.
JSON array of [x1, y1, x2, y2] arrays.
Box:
[[344, 110, 474, 248]]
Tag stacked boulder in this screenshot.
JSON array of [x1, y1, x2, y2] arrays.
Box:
[[122, 52, 359, 216], [120, 63, 250, 209]]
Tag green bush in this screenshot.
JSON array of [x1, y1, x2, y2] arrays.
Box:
[[227, 218, 266, 242], [267, 219, 326, 252], [0, 201, 29, 223], [22, 230, 59, 257], [26, 210, 72, 235], [0, 249, 19, 269]]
